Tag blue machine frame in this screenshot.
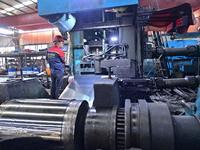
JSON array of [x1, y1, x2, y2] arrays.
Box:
[[38, 0, 138, 16]]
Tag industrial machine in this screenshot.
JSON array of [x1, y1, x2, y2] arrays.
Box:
[[0, 99, 200, 150], [0, 0, 200, 150]]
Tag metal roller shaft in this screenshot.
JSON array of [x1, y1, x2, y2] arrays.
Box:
[[0, 99, 89, 150], [156, 76, 200, 88], [84, 100, 200, 150], [156, 45, 200, 57], [129, 100, 200, 150], [84, 107, 118, 150], [0, 99, 200, 150]]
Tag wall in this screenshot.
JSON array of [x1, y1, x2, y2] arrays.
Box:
[[0, 36, 15, 47], [188, 9, 200, 33], [0, 36, 16, 54], [20, 28, 61, 45]]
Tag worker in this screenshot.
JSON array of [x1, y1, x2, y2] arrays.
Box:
[[46, 35, 66, 99]]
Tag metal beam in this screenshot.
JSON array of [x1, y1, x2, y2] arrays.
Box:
[[140, 0, 200, 11], [0, 34, 18, 39], [72, 20, 133, 31], [30, 0, 37, 5], [14, 0, 37, 12], [0, 13, 7, 17], [0, 7, 9, 17], [0, 13, 53, 31], [0, 5, 16, 16], [38, 0, 138, 16], [0, 0, 26, 14]]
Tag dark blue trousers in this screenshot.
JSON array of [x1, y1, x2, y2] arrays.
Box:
[[51, 73, 64, 99]]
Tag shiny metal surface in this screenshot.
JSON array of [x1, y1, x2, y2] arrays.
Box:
[[62, 100, 89, 150], [0, 99, 89, 150], [49, 13, 76, 33], [59, 75, 101, 107]]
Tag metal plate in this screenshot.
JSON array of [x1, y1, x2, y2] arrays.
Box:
[[59, 75, 101, 107]]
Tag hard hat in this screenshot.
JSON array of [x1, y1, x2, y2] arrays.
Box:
[[53, 35, 64, 42]]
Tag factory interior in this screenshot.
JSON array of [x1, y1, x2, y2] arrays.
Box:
[[0, 0, 200, 150]]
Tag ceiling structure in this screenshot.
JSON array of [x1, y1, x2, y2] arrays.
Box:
[[0, 0, 37, 17], [0, 0, 54, 31], [0, 12, 54, 31], [0, 0, 198, 32]]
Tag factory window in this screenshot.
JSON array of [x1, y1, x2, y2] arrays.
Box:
[[24, 44, 48, 51], [38, 44, 48, 50], [24, 45, 36, 51]]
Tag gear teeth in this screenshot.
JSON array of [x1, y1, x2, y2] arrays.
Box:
[[116, 108, 125, 150]]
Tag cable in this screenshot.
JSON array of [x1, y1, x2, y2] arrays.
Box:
[[147, 54, 163, 77], [82, 43, 128, 61]]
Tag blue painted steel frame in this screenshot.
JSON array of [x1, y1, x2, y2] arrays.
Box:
[[195, 86, 200, 115], [38, 0, 138, 16]]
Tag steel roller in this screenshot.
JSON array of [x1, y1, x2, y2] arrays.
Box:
[[0, 99, 89, 150], [85, 100, 200, 150], [0, 99, 200, 150]]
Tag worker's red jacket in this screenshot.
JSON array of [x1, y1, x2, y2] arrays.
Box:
[[46, 45, 65, 74]]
